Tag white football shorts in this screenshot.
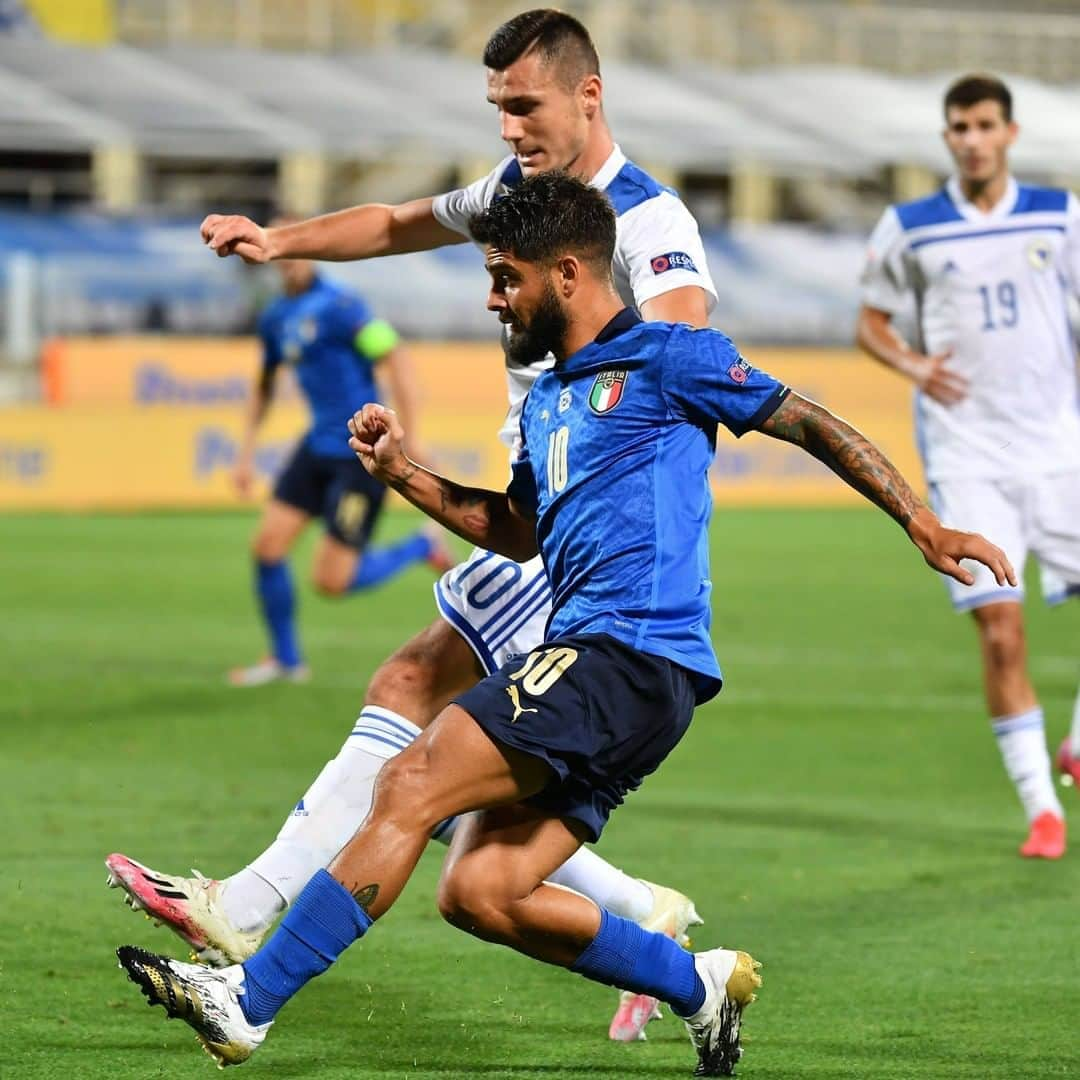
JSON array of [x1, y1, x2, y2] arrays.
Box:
[[434, 547, 552, 675], [928, 470, 1080, 612]]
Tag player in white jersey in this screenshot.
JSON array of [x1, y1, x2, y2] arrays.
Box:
[[857, 74, 1080, 859], [430, 141, 713, 671], [106, 10, 714, 1043]]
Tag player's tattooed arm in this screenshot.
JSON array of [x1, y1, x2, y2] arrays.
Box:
[[388, 466, 537, 561], [347, 402, 538, 561], [757, 391, 1017, 589], [758, 391, 920, 527], [432, 473, 535, 550]]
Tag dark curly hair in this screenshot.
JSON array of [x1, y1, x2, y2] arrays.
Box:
[[468, 171, 615, 279]]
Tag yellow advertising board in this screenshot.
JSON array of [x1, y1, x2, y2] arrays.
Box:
[[0, 405, 511, 511], [41, 336, 263, 406], [2, 338, 923, 511], [40, 336, 509, 411]]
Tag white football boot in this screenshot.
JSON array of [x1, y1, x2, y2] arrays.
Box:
[[608, 879, 704, 1042], [228, 659, 310, 687], [117, 945, 271, 1067], [683, 948, 762, 1076], [106, 853, 264, 966]]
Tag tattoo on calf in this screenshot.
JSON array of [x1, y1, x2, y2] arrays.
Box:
[[351, 883, 380, 912]]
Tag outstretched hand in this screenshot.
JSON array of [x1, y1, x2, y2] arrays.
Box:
[[347, 403, 410, 483], [909, 511, 1016, 588], [200, 214, 272, 263]]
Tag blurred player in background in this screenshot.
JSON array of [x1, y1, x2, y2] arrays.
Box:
[[857, 74, 1080, 858], [229, 223, 451, 687], [106, 10, 715, 1044]]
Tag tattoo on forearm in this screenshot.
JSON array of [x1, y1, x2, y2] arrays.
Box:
[[762, 394, 920, 527], [351, 883, 379, 912], [385, 460, 419, 491], [435, 478, 496, 530], [382, 462, 528, 557]]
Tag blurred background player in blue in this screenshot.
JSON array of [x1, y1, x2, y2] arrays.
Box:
[[230, 221, 451, 686]]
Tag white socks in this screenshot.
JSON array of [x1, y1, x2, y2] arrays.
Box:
[[547, 847, 655, 922], [992, 707, 1063, 822], [220, 706, 421, 933], [1068, 681, 1080, 758]]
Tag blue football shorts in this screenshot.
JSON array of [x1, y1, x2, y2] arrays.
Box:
[[273, 440, 386, 549], [453, 632, 696, 841]]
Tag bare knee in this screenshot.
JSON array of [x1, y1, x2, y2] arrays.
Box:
[[369, 748, 444, 834], [366, 621, 480, 724], [311, 565, 351, 597], [974, 606, 1027, 673], [251, 527, 290, 564], [309, 537, 358, 597], [251, 501, 309, 564], [437, 866, 514, 940], [366, 653, 429, 711]]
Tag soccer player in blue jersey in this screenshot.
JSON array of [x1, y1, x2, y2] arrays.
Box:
[[109, 11, 715, 1043], [227, 236, 450, 687], [857, 74, 1080, 858], [117, 174, 1015, 1076]]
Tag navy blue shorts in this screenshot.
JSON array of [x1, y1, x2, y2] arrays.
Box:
[[273, 441, 386, 549], [454, 633, 696, 841]]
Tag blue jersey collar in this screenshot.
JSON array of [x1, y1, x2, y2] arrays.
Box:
[[595, 307, 642, 343], [556, 307, 642, 373]]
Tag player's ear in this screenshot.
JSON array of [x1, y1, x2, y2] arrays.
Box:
[[556, 255, 580, 298], [580, 73, 602, 120]]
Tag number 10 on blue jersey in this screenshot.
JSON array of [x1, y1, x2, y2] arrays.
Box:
[[547, 426, 569, 494]]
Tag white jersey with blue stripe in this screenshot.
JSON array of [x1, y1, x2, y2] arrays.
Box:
[[861, 176, 1080, 481], [432, 145, 717, 454]]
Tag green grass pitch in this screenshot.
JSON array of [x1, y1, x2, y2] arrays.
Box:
[[3, 507, 1078, 1079]]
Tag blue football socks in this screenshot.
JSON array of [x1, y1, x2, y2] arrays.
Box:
[[570, 909, 706, 1018], [255, 560, 301, 668], [240, 869, 372, 1026], [350, 533, 433, 591]]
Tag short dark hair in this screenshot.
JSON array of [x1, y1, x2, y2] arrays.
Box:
[[943, 73, 1012, 122], [483, 9, 599, 88], [468, 171, 615, 278]]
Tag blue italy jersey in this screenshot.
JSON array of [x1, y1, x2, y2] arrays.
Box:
[[258, 276, 382, 459], [509, 309, 788, 703]]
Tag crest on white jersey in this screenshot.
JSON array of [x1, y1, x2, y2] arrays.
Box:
[[1027, 239, 1052, 271]]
